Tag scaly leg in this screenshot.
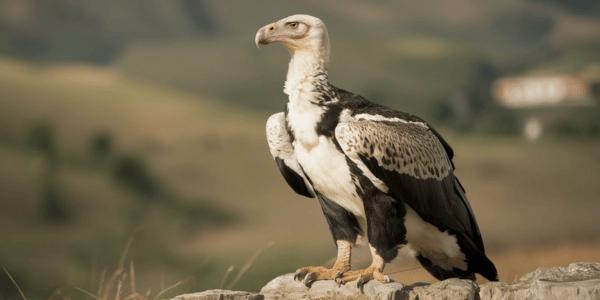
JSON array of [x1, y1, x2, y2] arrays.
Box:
[[335, 245, 392, 292], [294, 240, 352, 287]]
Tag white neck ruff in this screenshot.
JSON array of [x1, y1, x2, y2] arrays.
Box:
[[284, 50, 328, 97]]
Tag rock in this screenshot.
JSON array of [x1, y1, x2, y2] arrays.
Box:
[[170, 262, 600, 300], [408, 279, 479, 300], [171, 289, 263, 300], [259, 273, 407, 299], [259, 274, 478, 300], [479, 262, 600, 300]]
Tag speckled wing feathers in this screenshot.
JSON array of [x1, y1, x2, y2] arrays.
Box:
[[266, 113, 294, 159], [335, 120, 452, 181]]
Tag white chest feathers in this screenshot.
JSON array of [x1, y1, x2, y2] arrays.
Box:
[[286, 99, 322, 149], [294, 136, 366, 222], [286, 93, 366, 226]]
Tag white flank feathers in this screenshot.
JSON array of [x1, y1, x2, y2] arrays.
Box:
[[404, 205, 467, 271]]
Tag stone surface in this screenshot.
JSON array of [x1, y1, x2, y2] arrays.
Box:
[[408, 279, 479, 300], [171, 262, 600, 300], [479, 262, 600, 300], [171, 289, 263, 300], [259, 273, 407, 299]]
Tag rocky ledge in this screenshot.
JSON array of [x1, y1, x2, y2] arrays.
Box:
[[171, 262, 600, 300]]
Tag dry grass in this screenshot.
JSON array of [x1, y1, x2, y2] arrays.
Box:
[[226, 242, 275, 290], [65, 239, 187, 300], [3, 267, 27, 300]]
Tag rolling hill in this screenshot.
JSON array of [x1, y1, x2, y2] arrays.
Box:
[[1, 57, 600, 298]]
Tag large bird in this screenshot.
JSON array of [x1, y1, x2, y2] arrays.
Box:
[[255, 15, 498, 289]]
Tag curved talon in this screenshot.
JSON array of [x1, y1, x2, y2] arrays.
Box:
[[334, 271, 344, 288], [303, 272, 316, 287], [335, 277, 344, 287], [294, 269, 308, 282], [357, 277, 366, 293], [383, 275, 392, 283]]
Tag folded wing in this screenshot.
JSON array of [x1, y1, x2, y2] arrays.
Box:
[[335, 118, 484, 250], [266, 112, 314, 198]]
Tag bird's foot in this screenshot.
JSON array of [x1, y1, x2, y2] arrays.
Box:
[[294, 265, 350, 287], [334, 266, 392, 292]]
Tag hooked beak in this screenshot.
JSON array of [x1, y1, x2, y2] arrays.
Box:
[[255, 23, 276, 48]]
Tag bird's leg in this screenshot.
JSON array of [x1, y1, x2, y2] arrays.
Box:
[[294, 240, 352, 287], [335, 245, 392, 292]]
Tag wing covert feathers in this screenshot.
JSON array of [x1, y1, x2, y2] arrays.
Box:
[[335, 120, 452, 181]]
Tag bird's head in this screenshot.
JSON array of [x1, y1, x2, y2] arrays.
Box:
[[255, 14, 330, 59]]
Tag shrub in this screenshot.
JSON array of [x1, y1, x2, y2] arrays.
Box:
[[112, 154, 161, 200], [41, 175, 68, 223], [26, 123, 56, 156], [90, 131, 113, 162]]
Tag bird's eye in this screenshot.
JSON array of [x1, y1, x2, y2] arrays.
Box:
[[287, 22, 299, 29]]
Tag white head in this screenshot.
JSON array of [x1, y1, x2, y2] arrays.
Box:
[[255, 14, 330, 65]]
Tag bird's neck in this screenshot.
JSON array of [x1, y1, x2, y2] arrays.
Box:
[[284, 50, 331, 101]]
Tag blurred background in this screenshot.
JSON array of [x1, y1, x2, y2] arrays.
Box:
[[1, 0, 600, 299]]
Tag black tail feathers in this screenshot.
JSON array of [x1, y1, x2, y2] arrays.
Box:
[[474, 252, 499, 281], [460, 231, 498, 281]]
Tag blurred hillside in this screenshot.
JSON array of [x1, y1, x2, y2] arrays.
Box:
[[2, 56, 600, 299], [2, 0, 600, 123], [0, 0, 215, 62], [1, 1, 600, 299]]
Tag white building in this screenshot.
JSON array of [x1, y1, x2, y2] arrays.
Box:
[[493, 75, 593, 108], [492, 75, 595, 141]]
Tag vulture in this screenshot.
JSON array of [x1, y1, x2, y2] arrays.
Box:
[[255, 14, 497, 289]]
